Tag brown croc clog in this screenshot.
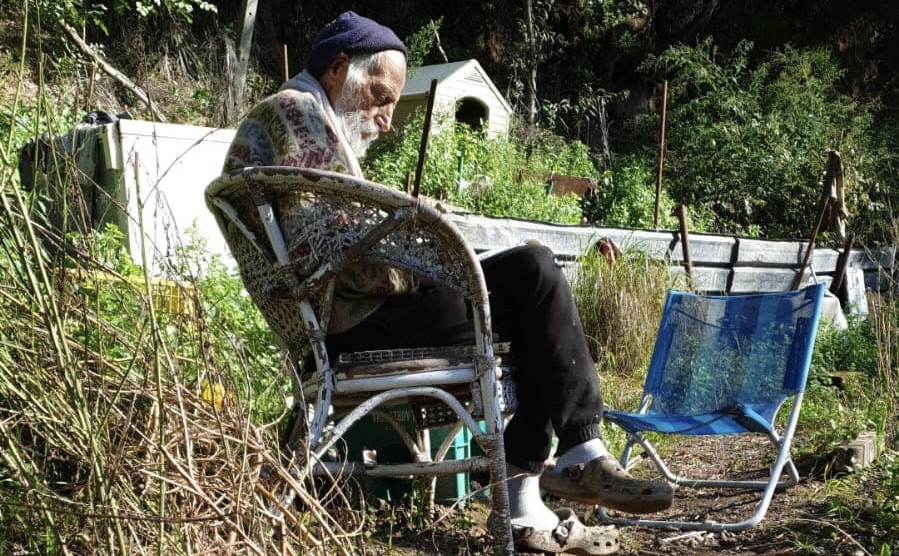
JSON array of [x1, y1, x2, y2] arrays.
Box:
[[512, 508, 619, 555], [540, 456, 674, 513]]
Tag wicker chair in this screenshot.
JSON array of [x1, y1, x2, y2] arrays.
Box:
[[205, 166, 515, 554]]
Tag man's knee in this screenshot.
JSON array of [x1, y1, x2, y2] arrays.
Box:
[[484, 243, 563, 288], [514, 243, 562, 279]]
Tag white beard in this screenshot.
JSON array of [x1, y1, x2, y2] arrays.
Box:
[[333, 77, 380, 158], [336, 108, 380, 158]]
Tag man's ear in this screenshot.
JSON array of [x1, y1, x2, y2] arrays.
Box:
[[320, 52, 350, 102], [327, 52, 350, 75]]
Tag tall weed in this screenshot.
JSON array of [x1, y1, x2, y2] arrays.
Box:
[[0, 22, 359, 553], [571, 246, 684, 379]]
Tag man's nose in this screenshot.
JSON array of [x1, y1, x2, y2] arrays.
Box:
[[374, 105, 395, 132]]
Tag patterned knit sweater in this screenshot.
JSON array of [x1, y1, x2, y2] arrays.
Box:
[[223, 72, 416, 334]]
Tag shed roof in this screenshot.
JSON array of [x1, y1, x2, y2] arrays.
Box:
[[402, 59, 513, 114]]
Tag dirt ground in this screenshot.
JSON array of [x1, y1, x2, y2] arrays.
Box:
[[367, 434, 877, 555]]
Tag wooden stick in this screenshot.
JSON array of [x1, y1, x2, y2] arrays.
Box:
[[792, 151, 839, 289], [412, 79, 439, 198], [830, 232, 855, 297], [59, 19, 167, 122], [653, 80, 668, 230], [792, 196, 829, 290], [676, 204, 694, 288]]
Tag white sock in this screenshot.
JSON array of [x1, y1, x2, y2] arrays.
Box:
[[555, 438, 612, 469], [507, 469, 559, 530]]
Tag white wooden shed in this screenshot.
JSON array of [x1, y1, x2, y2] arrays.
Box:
[[393, 59, 513, 138], [20, 118, 235, 271]]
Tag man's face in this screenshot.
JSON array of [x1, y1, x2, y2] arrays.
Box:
[[329, 50, 407, 157]]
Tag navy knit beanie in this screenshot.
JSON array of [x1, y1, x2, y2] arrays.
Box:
[[307, 11, 407, 78]]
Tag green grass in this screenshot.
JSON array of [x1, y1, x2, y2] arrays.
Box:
[[571, 245, 685, 379]]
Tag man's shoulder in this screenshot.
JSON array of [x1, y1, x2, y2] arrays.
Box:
[[225, 85, 346, 173], [239, 88, 330, 135], [253, 87, 321, 113]]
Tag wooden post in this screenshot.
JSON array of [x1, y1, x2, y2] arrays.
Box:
[[676, 204, 694, 287], [524, 0, 538, 128], [412, 79, 439, 198], [281, 43, 289, 82], [791, 195, 829, 290], [830, 233, 855, 298], [792, 151, 840, 290], [654, 80, 668, 230]]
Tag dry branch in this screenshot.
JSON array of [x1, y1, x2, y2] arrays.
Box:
[[59, 19, 167, 122]]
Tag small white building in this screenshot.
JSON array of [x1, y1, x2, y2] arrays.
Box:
[[20, 117, 236, 271], [394, 59, 513, 138]]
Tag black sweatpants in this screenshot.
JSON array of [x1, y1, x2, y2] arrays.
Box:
[[326, 244, 603, 473]]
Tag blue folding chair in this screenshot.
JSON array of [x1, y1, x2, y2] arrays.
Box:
[[599, 283, 826, 531]]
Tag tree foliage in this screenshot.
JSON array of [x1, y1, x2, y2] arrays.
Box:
[[617, 39, 879, 239], [38, 0, 216, 34]]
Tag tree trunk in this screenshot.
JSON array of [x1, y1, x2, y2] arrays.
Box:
[[226, 0, 258, 126], [523, 0, 538, 128]]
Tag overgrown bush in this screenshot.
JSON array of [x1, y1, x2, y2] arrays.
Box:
[[0, 102, 356, 551], [0, 205, 314, 553], [365, 111, 592, 224], [800, 317, 881, 463], [798, 289, 899, 479], [581, 152, 698, 230], [619, 39, 885, 241], [825, 450, 899, 554]]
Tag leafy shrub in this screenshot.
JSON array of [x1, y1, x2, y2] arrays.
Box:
[[811, 315, 879, 378], [825, 450, 899, 553], [461, 178, 583, 223], [580, 153, 687, 230], [364, 110, 594, 224], [54, 224, 284, 422], [799, 314, 885, 468]]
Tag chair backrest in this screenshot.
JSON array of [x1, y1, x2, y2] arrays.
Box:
[[204, 166, 493, 366], [644, 283, 826, 423]]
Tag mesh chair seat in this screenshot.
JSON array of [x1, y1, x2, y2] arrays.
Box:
[[604, 404, 773, 436]]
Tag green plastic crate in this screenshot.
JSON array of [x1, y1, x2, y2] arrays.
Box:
[[340, 406, 486, 503]]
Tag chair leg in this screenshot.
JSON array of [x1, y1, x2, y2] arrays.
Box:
[[480, 431, 513, 555], [280, 402, 308, 452], [478, 400, 513, 554], [602, 428, 804, 532]]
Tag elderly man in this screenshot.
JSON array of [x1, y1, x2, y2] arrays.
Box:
[[224, 11, 672, 554]]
